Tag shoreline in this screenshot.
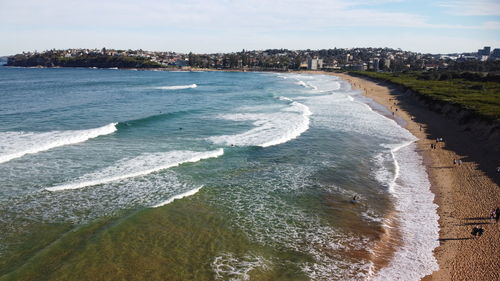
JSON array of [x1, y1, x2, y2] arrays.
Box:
[[2, 67, 497, 279], [328, 72, 500, 281]]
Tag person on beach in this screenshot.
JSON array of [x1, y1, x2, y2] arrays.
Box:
[[471, 226, 484, 237], [495, 207, 500, 222], [458, 159, 462, 166], [471, 226, 478, 236], [490, 209, 496, 221], [477, 226, 484, 237], [453, 159, 457, 165]]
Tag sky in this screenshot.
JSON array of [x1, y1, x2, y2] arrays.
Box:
[[1, 0, 499, 55]]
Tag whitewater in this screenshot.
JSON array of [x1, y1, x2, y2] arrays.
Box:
[[0, 68, 439, 281], [46, 149, 223, 191], [0, 123, 117, 164], [155, 84, 197, 90], [207, 97, 311, 147]]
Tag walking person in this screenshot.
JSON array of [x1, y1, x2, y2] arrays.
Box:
[[490, 209, 496, 222], [477, 226, 484, 237], [471, 226, 484, 237], [471, 226, 479, 237]]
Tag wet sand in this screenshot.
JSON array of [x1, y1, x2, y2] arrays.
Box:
[[328, 72, 500, 281]]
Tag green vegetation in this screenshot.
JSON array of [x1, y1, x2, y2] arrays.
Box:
[[352, 71, 500, 123], [7, 54, 163, 69]]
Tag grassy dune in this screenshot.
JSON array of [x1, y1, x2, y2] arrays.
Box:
[[352, 71, 500, 123]]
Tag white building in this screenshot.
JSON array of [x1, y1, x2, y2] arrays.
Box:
[[307, 58, 323, 70]]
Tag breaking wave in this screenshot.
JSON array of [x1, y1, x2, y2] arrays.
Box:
[[0, 123, 117, 164], [151, 185, 204, 208], [46, 149, 223, 191], [155, 84, 197, 90], [207, 97, 311, 148]]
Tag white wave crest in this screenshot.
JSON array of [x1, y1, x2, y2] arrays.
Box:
[[0, 123, 117, 164], [384, 141, 416, 193], [207, 98, 311, 148], [370, 143, 439, 281], [295, 80, 318, 90], [46, 149, 223, 191], [296, 80, 308, 87], [151, 185, 204, 208], [277, 96, 293, 102], [156, 84, 197, 90]]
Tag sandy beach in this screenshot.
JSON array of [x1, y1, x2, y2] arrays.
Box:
[[325, 72, 499, 281]]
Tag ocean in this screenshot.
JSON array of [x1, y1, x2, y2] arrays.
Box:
[[0, 67, 439, 280]]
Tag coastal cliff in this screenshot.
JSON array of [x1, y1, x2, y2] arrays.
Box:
[[6, 54, 163, 69], [334, 72, 500, 281], [349, 71, 500, 183]]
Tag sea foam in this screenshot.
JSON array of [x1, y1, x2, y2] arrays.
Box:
[[295, 80, 318, 90], [46, 149, 223, 191], [155, 84, 197, 90], [0, 123, 117, 164], [207, 97, 311, 148], [212, 253, 270, 281], [371, 143, 439, 281], [151, 185, 204, 208]]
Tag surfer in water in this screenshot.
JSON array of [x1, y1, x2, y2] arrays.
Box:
[[351, 195, 358, 204]]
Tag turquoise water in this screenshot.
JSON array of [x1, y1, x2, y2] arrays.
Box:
[[0, 68, 439, 280]]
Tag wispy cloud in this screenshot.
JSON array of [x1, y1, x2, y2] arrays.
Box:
[[0, 0, 497, 54], [0, 0, 433, 30], [439, 0, 500, 16], [481, 21, 500, 29], [0, 0, 496, 31]]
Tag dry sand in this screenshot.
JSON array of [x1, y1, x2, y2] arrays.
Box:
[[325, 72, 499, 281]]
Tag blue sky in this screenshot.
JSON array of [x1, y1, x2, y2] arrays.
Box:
[[1, 0, 499, 55]]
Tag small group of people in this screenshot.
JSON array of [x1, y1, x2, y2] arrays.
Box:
[[471, 208, 500, 238], [453, 159, 463, 166], [471, 226, 484, 237], [430, 137, 444, 150]]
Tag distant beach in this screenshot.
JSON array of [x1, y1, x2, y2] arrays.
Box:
[[329, 72, 500, 281]]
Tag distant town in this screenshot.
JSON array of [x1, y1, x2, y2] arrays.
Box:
[[3, 46, 500, 72]]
